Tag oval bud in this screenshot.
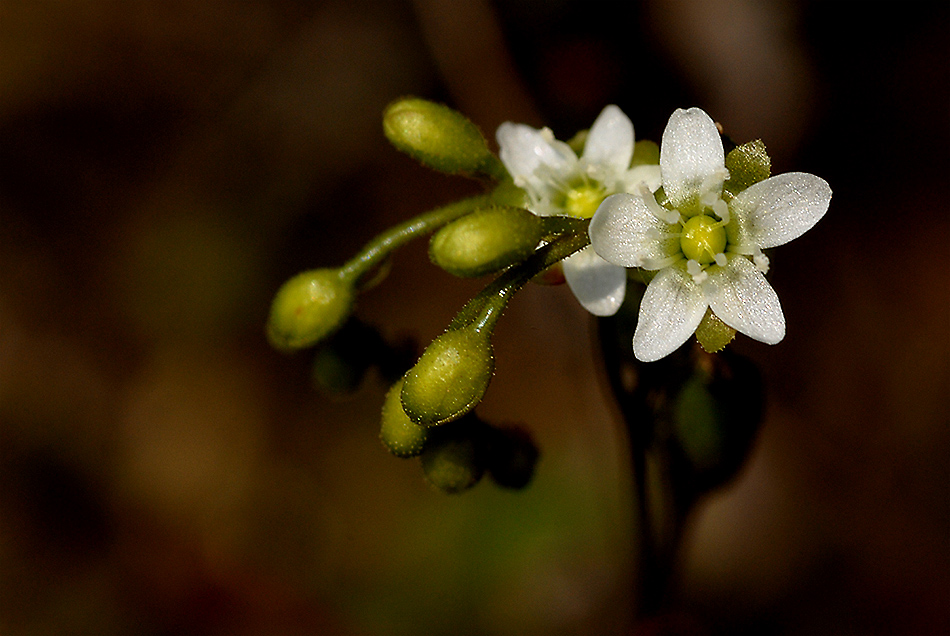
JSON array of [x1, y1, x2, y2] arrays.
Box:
[[420, 426, 483, 493], [401, 327, 494, 427], [383, 97, 498, 175], [266, 269, 354, 351], [430, 206, 543, 277], [379, 378, 428, 458]]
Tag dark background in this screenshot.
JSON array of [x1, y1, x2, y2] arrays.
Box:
[[0, 1, 947, 634]]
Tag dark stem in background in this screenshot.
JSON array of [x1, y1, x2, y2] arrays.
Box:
[[598, 296, 766, 623]]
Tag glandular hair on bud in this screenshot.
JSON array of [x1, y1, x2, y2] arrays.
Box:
[[401, 327, 494, 427], [379, 378, 428, 458], [430, 206, 543, 278], [383, 97, 495, 175], [266, 269, 354, 351]]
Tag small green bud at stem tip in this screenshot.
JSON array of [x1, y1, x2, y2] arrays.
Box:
[[430, 206, 543, 278], [266, 269, 354, 351], [379, 378, 428, 458], [401, 327, 494, 427], [383, 97, 499, 177]]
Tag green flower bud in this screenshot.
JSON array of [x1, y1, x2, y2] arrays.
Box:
[[429, 206, 543, 278], [420, 424, 483, 493], [380, 378, 428, 458], [266, 269, 354, 351], [383, 97, 500, 176], [401, 327, 494, 427]]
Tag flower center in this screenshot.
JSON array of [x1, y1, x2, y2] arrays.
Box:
[[562, 183, 606, 219], [680, 214, 726, 264]]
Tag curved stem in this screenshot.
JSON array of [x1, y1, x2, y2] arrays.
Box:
[[340, 194, 488, 285], [450, 223, 591, 333]]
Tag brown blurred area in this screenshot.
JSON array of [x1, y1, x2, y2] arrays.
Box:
[[0, 1, 947, 634]]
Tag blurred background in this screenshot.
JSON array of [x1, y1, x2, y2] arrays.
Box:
[[0, 1, 947, 634]]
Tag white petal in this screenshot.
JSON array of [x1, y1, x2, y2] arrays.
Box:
[[582, 105, 634, 177], [562, 247, 626, 316], [620, 164, 662, 193], [589, 193, 680, 268], [729, 172, 832, 250], [705, 256, 785, 344], [633, 267, 708, 362], [660, 107, 726, 212], [496, 122, 576, 195]]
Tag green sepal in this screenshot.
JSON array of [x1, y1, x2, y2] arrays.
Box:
[[489, 178, 531, 208], [724, 139, 771, 196], [694, 308, 736, 353], [429, 206, 543, 278], [631, 139, 660, 167]]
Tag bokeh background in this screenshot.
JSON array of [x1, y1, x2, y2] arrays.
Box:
[[0, 1, 947, 634]]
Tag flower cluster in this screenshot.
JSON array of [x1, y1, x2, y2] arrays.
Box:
[[497, 105, 831, 361], [267, 97, 831, 493]]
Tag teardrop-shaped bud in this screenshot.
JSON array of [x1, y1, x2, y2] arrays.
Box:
[[383, 97, 500, 176], [430, 206, 543, 278], [401, 326, 494, 427], [266, 268, 354, 351]]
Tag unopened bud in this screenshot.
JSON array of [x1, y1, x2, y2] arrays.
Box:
[[401, 326, 494, 427], [379, 378, 428, 458], [420, 424, 483, 493], [266, 269, 354, 351], [430, 206, 543, 278], [383, 97, 499, 176]]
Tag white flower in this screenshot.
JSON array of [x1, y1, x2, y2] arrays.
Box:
[[589, 107, 831, 362], [496, 105, 660, 316]]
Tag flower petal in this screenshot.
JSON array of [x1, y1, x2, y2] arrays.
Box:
[[729, 172, 832, 250], [633, 267, 707, 362], [562, 247, 626, 316], [496, 122, 576, 195], [660, 107, 726, 212], [705, 255, 785, 344], [589, 193, 680, 268], [582, 105, 634, 178], [621, 164, 662, 193]]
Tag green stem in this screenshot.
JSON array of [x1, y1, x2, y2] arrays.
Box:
[[450, 222, 591, 334], [340, 194, 488, 285]]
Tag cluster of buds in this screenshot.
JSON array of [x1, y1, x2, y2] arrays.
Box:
[[266, 97, 830, 494]]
